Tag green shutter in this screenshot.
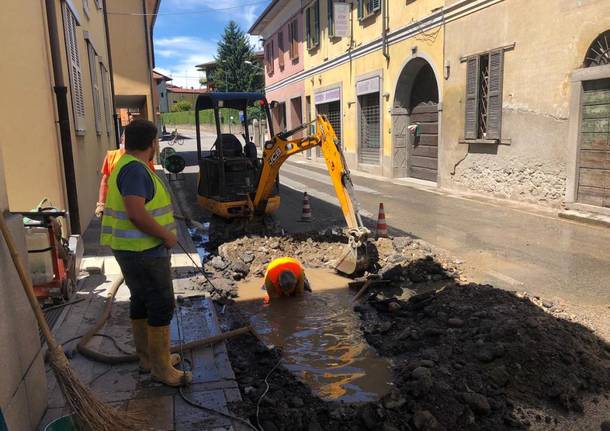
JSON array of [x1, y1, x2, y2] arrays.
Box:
[[486, 49, 504, 140], [357, 0, 363, 19], [328, 0, 334, 37], [464, 56, 479, 140], [314, 0, 320, 46], [306, 7, 311, 48], [371, 0, 381, 12]]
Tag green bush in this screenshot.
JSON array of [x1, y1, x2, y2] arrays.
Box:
[[170, 100, 192, 112]]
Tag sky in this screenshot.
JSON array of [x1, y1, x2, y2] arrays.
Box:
[[153, 0, 270, 88]]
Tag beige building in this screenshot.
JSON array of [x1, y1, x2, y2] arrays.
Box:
[[0, 0, 116, 236], [442, 0, 610, 210], [107, 0, 160, 124]]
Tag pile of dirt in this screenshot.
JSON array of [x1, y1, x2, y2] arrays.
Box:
[[356, 281, 610, 430], [194, 231, 462, 302]]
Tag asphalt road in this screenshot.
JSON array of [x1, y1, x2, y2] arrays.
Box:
[[162, 126, 610, 314]]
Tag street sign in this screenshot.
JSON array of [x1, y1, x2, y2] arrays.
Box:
[[334, 3, 351, 38]]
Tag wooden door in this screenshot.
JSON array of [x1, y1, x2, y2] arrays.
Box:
[[392, 107, 408, 177], [577, 79, 610, 207], [408, 102, 438, 182]]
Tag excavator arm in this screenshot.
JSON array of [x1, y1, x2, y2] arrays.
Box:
[[253, 115, 370, 275]]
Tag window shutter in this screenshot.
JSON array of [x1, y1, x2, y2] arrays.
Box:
[[464, 56, 479, 140], [328, 0, 334, 37], [314, 1, 320, 46], [306, 8, 311, 49], [278, 30, 285, 68], [63, 4, 86, 133], [100, 63, 112, 134], [371, 0, 381, 13], [357, 0, 363, 19], [486, 49, 504, 140], [87, 43, 102, 134]]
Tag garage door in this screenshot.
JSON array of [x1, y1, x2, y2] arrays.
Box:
[[577, 78, 610, 207]]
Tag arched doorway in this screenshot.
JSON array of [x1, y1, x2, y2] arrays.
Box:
[[392, 57, 439, 181]]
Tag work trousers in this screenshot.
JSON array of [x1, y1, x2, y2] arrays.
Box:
[[113, 253, 175, 326]]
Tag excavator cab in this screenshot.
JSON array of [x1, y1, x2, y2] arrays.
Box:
[[195, 92, 280, 218]]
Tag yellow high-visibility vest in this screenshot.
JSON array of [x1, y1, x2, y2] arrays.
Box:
[[100, 154, 175, 251]]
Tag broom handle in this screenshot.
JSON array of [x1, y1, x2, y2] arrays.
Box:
[[0, 211, 59, 350]]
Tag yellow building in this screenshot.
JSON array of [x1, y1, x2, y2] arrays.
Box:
[[0, 0, 117, 235], [107, 0, 160, 125], [266, 0, 445, 182]]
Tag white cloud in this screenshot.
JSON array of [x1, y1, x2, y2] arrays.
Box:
[[154, 36, 215, 88]]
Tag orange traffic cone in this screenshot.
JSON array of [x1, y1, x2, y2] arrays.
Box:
[[301, 192, 312, 222], [376, 203, 388, 238]]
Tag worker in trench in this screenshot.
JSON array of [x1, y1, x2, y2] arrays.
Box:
[[100, 119, 191, 387], [264, 257, 312, 300]]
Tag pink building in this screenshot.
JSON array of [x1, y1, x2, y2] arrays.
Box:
[[249, 0, 305, 137]]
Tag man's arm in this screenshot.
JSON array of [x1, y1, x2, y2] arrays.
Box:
[[264, 277, 281, 299], [123, 195, 176, 248], [294, 273, 305, 295]]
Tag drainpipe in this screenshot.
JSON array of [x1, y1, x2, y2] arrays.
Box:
[[102, 0, 120, 148], [45, 0, 81, 234], [382, 0, 390, 62], [142, 0, 155, 121]]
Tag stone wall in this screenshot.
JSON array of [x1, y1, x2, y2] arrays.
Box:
[[451, 154, 567, 207]]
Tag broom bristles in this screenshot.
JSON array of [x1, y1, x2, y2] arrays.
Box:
[[49, 348, 147, 431]]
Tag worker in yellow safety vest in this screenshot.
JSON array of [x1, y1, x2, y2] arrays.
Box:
[[264, 257, 311, 300], [100, 119, 191, 387]]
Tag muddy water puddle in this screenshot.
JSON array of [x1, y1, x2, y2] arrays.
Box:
[[236, 268, 393, 402]]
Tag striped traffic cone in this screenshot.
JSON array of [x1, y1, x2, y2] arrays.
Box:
[[376, 203, 388, 238], [301, 192, 312, 222]]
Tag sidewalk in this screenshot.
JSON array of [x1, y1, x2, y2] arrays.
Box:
[[38, 216, 247, 431]]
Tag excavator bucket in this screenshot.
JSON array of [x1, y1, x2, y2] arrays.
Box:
[[334, 242, 368, 276]]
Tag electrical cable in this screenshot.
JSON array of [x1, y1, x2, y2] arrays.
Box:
[[176, 240, 219, 291], [256, 355, 283, 431], [174, 296, 258, 431], [107, 0, 268, 16]]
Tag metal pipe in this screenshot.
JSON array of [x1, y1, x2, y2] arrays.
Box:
[[102, 0, 120, 148], [382, 0, 390, 62], [141, 0, 155, 121], [45, 0, 81, 234]]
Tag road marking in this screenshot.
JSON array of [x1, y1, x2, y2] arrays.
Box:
[[283, 164, 380, 195], [484, 269, 524, 287]]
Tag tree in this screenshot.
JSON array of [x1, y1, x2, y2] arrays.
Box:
[[212, 21, 263, 92], [170, 100, 192, 112]]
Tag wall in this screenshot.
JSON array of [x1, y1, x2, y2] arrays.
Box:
[[0, 0, 114, 234], [442, 0, 610, 207], [0, 147, 47, 431], [300, 0, 444, 176], [167, 91, 202, 109], [107, 0, 154, 119], [262, 8, 304, 86]]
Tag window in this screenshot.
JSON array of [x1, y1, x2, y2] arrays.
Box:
[[306, 1, 320, 50], [83, 0, 90, 18], [62, 3, 86, 133], [265, 40, 274, 74], [288, 19, 299, 60], [358, 92, 381, 164], [277, 30, 285, 69], [99, 63, 112, 134], [86, 41, 102, 134], [465, 49, 504, 141], [357, 0, 380, 20], [94, 0, 102, 10]]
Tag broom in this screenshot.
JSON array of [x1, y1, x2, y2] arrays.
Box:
[[0, 211, 143, 431]]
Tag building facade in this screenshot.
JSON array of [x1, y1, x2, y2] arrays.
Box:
[[107, 0, 159, 123], [442, 0, 610, 210], [253, 0, 610, 211], [250, 0, 305, 139], [1, 0, 117, 236], [166, 85, 208, 109]]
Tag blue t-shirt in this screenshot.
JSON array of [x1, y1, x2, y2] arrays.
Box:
[[113, 161, 168, 257]]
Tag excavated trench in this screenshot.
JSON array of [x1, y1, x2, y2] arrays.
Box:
[[236, 268, 393, 402], [186, 227, 610, 431]]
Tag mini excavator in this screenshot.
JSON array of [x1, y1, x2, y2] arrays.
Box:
[[194, 92, 370, 275]]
